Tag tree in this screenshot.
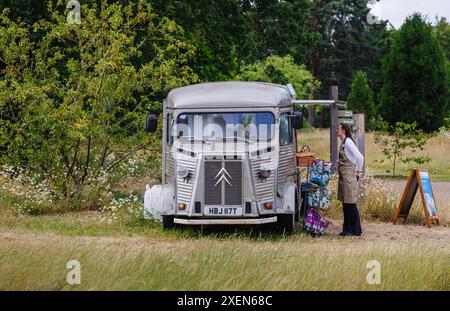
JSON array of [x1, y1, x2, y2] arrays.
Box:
[[374, 121, 430, 177], [434, 17, 450, 60], [236, 54, 320, 99], [0, 1, 198, 204], [380, 14, 448, 132], [0, 0, 52, 25], [347, 71, 375, 129], [434, 17, 450, 113], [150, 0, 257, 82], [307, 0, 389, 127], [250, 0, 315, 66]]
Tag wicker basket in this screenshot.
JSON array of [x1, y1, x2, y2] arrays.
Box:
[[296, 145, 316, 167]]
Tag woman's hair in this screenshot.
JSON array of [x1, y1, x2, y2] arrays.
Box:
[[339, 123, 355, 143]]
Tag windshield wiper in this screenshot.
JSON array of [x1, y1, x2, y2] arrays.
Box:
[[223, 136, 252, 143], [180, 136, 211, 144]]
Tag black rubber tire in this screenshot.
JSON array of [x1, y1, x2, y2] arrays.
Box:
[[277, 214, 296, 234], [294, 189, 300, 222], [162, 215, 175, 230]]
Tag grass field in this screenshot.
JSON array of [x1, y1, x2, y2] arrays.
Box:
[[0, 129, 449, 290], [0, 210, 449, 290]]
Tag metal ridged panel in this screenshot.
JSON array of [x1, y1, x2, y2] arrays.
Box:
[[176, 157, 197, 204], [166, 147, 174, 182], [225, 162, 242, 205], [277, 145, 295, 190], [205, 161, 222, 205], [251, 157, 275, 203]]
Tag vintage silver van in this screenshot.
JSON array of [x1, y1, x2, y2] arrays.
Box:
[[143, 82, 303, 232]]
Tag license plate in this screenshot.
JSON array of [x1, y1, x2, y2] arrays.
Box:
[[204, 207, 243, 216]]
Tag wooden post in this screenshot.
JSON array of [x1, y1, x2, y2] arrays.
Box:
[[353, 114, 365, 198], [330, 86, 339, 173], [353, 114, 365, 170]]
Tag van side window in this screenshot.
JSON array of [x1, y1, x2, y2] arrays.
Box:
[[280, 112, 292, 145], [167, 113, 173, 146]]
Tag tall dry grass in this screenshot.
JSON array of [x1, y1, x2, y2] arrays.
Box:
[[0, 233, 448, 290], [323, 175, 429, 224], [297, 129, 450, 179], [298, 129, 450, 225]]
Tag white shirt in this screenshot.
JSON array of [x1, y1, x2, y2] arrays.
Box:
[[343, 137, 364, 171]]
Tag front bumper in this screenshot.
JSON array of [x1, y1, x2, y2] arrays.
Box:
[[173, 216, 278, 225]]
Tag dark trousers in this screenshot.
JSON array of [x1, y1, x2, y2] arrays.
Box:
[[342, 203, 362, 235]]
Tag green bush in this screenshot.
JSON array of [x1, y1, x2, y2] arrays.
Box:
[[236, 54, 320, 100], [0, 1, 198, 210]]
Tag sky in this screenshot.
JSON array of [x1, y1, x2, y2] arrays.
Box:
[[368, 0, 450, 28]]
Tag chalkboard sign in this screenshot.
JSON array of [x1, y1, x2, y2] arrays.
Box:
[[393, 169, 439, 228]]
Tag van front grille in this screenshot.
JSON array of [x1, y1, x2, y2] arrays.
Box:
[[205, 162, 222, 205], [224, 162, 242, 205], [205, 161, 242, 206]]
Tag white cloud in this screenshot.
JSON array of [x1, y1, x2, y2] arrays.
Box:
[[368, 0, 450, 28]]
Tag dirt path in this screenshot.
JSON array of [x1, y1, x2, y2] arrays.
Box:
[[326, 219, 449, 247]]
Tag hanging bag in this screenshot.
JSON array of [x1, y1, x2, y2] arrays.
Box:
[[303, 209, 330, 237], [310, 159, 332, 186]]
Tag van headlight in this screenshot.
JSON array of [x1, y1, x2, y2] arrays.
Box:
[[177, 166, 189, 179]]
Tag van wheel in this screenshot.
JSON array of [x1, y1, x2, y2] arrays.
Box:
[[162, 215, 175, 230], [294, 190, 300, 222], [277, 214, 296, 234]]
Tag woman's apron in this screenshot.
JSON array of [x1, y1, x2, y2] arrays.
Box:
[[337, 139, 358, 204]]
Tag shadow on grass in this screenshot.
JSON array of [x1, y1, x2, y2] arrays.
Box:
[[0, 206, 324, 241], [135, 217, 314, 241]]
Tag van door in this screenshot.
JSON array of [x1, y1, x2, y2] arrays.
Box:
[[278, 111, 296, 194]]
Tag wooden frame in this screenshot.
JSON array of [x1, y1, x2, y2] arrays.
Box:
[[292, 86, 347, 174], [393, 169, 439, 228]]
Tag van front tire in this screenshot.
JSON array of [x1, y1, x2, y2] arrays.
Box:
[[294, 190, 300, 222], [162, 215, 175, 230], [277, 214, 296, 234]]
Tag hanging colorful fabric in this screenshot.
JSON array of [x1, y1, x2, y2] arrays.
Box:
[[307, 187, 332, 210], [310, 159, 332, 186], [303, 209, 330, 237]]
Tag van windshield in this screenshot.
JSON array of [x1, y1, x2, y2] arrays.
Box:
[[176, 112, 275, 142]]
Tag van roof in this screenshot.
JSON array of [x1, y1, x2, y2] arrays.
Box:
[[165, 82, 292, 109]]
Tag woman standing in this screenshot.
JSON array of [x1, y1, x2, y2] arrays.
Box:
[[336, 123, 364, 236]]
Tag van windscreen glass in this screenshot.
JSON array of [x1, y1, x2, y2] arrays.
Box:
[[176, 112, 275, 142]]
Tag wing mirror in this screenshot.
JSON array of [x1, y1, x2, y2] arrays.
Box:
[[145, 113, 158, 132], [292, 111, 303, 129]]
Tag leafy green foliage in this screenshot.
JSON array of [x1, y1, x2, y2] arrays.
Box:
[[374, 121, 430, 176], [434, 17, 450, 60], [236, 55, 320, 100], [249, 0, 316, 65], [439, 115, 450, 136], [380, 14, 448, 132], [1, 1, 393, 107], [347, 71, 375, 129], [308, 0, 390, 98], [150, 0, 255, 81], [0, 1, 198, 207]]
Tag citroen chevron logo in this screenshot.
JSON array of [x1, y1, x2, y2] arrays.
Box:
[[213, 167, 232, 187]]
